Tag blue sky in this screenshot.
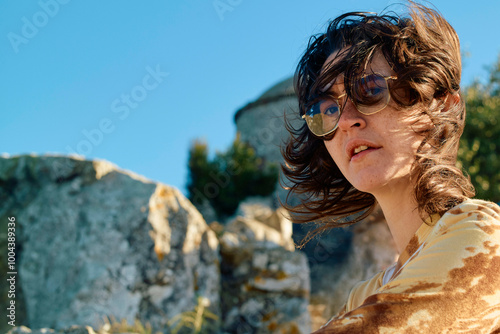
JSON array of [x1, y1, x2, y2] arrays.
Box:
[[1, 0, 499, 195]]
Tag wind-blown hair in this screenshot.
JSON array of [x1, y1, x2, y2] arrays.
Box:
[[281, 1, 475, 236]]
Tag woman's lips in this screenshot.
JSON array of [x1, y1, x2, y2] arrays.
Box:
[[346, 140, 381, 161], [350, 147, 379, 162]]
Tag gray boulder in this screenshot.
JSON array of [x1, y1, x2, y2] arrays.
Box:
[[0, 155, 220, 332]]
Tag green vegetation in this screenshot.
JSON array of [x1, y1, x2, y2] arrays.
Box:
[[167, 296, 219, 334], [459, 54, 500, 202], [187, 134, 278, 220]]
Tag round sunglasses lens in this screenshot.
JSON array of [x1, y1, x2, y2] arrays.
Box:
[[305, 99, 341, 136], [353, 74, 390, 114]]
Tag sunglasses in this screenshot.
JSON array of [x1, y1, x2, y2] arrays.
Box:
[[302, 73, 397, 137]]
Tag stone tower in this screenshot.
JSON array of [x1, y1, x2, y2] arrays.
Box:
[[234, 76, 298, 166]]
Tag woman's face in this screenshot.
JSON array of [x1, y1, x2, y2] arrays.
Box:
[[322, 51, 427, 197]]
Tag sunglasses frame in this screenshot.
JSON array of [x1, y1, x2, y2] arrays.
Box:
[[302, 73, 398, 137]]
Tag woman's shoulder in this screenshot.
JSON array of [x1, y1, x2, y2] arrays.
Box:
[[381, 199, 500, 292], [445, 199, 500, 218], [433, 199, 500, 237], [406, 198, 500, 278]]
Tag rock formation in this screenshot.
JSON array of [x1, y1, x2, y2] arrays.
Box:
[[219, 198, 311, 334], [0, 154, 220, 332]]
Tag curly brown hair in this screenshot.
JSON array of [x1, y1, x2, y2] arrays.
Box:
[[281, 1, 475, 238]]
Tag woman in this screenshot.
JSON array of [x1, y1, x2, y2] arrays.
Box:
[[282, 1, 500, 332]]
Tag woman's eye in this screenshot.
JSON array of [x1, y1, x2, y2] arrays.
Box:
[[323, 105, 339, 116], [365, 87, 383, 97], [358, 75, 386, 98]]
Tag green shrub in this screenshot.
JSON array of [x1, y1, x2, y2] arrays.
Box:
[[187, 135, 278, 220], [459, 54, 500, 202]]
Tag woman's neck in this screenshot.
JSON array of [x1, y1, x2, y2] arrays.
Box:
[[374, 183, 424, 254]]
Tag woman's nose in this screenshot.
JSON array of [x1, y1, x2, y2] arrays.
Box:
[[336, 99, 367, 132]]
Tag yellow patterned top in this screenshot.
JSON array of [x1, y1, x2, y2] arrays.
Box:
[[315, 199, 500, 333]]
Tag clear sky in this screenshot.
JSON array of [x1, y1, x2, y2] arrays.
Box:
[[2, 0, 499, 195]]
